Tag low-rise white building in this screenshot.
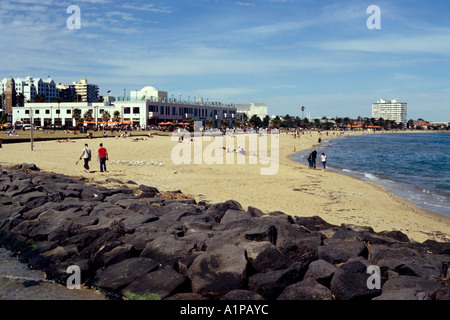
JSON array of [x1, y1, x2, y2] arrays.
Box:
[[12, 86, 238, 129], [236, 103, 268, 120]]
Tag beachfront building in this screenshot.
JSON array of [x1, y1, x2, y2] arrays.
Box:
[[0, 76, 59, 103], [372, 99, 407, 124], [71, 78, 99, 102], [12, 86, 238, 129], [235, 103, 268, 120]]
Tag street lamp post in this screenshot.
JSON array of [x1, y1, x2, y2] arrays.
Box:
[[30, 108, 34, 151]]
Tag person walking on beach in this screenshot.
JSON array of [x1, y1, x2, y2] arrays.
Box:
[[309, 150, 318, 169], [97, 143, 108, 172], [321, 153, 327, 171], [79, 143, 91, 173]]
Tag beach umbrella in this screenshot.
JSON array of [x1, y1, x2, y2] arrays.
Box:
[[166, 121, 173, 125]]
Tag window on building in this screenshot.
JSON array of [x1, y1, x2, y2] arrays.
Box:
[[124, 107, 130, 114], [45, 109, 50, 114], [160, 106, 164, 115], [66, 109, 71, 114], [133, 107, 140, 114]]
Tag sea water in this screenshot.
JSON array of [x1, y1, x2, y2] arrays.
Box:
[[0, 249, 106, 300], [292, 132, 450, 217]]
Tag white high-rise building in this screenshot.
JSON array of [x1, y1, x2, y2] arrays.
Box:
[[372, 99, 407, 124], [72, 78, 99, 102], [0, 76, 59, 103]]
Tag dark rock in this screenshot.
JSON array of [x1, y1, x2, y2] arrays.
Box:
[[123, 266, 189, 300], [303, 259, 337, 288], [244, 224, 277, 245], [250, 245, 312, 273], [368, 245, 421, 265], [140, 233, 201, 269], [248, 262, 306, 300], [330, 260, 381, 300], [220, 289, 265, 300], [378, 230, 410, 243], [101, 244, 139, 268], [186, 245, 248, 298], [120, 214, 159, 232], [19, 163, 40, 171], [221, 209, 253, 224], [374, 276, 443, 300], [94, 257, 160, 292], [277, 278, 334, 300], [80, 187, 106, 201], [204, 200, 243, 223], [318, 238, 367, 264], [247, 206, 264, 217], [433, 287, 450, 300], [138, 184, 159, 194], [164, 293, 209, 300], [295, 216, 336, 231], [23, 280, 40, 287]]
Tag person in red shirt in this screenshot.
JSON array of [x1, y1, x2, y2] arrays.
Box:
[[97, 143, 108, 172]]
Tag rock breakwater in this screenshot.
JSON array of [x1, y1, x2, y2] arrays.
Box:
[[0, 164, 449, 300]]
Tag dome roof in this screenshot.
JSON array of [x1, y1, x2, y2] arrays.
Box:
[[140, 86, 158, 92]]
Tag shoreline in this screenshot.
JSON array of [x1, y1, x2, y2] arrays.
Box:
[[0, 130, 449, 243], [289, 132, 450, 218]]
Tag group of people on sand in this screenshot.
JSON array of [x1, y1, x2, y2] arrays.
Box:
[[307, 150, 327, 171], [79, 143, 109, 173]]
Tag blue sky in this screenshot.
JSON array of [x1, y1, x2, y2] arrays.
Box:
[[1, 0, 449, 121]]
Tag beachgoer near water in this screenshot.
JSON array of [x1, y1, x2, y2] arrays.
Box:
[[321, 153, 327, 170], [309, 150, 317, 169], [307, 153, 313, 168], [97, 143, 108, 172], [80, 143, 91, 173]]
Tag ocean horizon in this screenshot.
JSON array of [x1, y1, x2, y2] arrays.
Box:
[[292, 132, 450, 218]]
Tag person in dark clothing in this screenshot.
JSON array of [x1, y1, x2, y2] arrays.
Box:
[[309, 150, 318, 169]]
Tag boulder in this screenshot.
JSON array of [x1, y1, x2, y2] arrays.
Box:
[[220, 289, 265, 300], [277, 278, 334, 300], [330, 260, 381, 300], [318, 238, 367, 264], [94, 257, 160, 292], [248, 262, 306, 300], [186, 245, 248, 298], [123, 266, 189, 300], [374, 276, 443, 300], [303, 259, 337, 287]]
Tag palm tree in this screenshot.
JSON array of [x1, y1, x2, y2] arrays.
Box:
[[83, 110, 93, 122], [102, 111, 111, 123], [262, 115, 270, 128], [270, 116, 281, 128], [72, 108, 82, 126], [301, 106, 305, 119], [112, 111, 121, 122]]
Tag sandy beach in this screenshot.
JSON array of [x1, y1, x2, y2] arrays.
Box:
[[1, 130, 449, 243]]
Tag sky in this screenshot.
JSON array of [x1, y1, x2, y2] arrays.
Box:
[[1, 0, 449, 121]]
